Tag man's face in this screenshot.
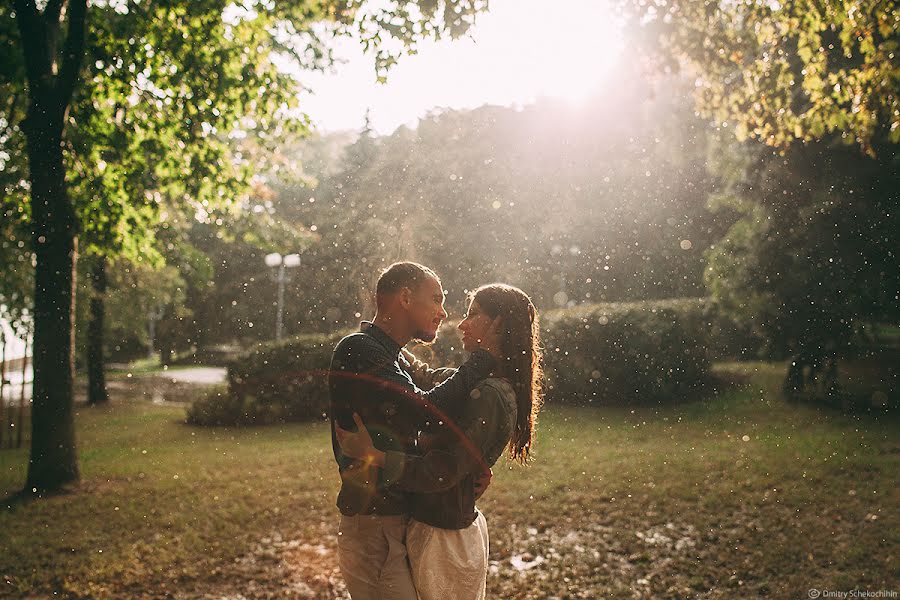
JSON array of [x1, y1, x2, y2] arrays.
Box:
[[408, 276, 448, 343]]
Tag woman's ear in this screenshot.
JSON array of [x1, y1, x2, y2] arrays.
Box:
[[491, 315, 504, 333]]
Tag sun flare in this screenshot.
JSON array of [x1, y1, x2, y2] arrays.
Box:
[[299, 0, 627, 132], [489, 0, 626, 105]]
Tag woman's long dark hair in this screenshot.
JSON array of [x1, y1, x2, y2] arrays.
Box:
[[469, 284, 544, 464]]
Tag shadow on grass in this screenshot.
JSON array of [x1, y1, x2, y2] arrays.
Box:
[[2, 482, 82, 511]]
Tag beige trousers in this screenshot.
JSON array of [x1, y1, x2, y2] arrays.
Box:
[[406, 511, 489, 600], [338, 514, 419, 600]]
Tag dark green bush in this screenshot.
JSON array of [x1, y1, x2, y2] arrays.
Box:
[[702, 304, 768, 361], [187, 331, 345, 426], [186, 388, 272, 426], [188, 298, 759, 424], [540, 299, 712, 405], [418, 298, 720, 406]]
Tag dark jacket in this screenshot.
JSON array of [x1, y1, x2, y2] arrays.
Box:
[[328, 322, 495, 516], [383, 376, 518, 530]]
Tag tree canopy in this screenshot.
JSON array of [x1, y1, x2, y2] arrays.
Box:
[[632, 0, 899, 155], [630, 0, 899, 394], [143, 74, 732, 350]]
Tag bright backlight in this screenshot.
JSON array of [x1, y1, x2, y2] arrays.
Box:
[[298, 0, 626, 132]]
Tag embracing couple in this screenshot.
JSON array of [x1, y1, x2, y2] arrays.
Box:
[[328, 261, 545, 599]]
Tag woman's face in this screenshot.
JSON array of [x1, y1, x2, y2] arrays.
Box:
[[458, 299, 493, 353]]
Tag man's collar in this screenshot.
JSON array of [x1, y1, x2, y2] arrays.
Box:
[[360, 321, 402, 356]]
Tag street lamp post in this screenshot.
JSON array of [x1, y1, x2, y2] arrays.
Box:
[[265, 253, 301, 340], [147, 305, 164, 360]]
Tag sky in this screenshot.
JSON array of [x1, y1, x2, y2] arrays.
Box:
[[1, 320, 25, 361], [296, 0, 626, 134]]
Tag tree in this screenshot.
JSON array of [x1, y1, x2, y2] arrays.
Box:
[[705, 136, 898, 398], [631, 0, 897, 155], [3, 0, 489, 494], [256, 75, 725, 334], [99, 257, 188, 361], [84, 255, 108, 404], [630, 0, 899, 397], [9, 0, 88, 492]]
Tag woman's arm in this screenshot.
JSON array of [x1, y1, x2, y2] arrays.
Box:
[[400, 348, 456, 390], [335, 383, 512, 494]]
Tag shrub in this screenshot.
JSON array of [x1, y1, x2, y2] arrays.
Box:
[[539, 299, 712, 405], [187, 331, 345, 426], [418, 298, 720, 406], [702, 304, 768, 361], [188, 298, 756, 424], [186, 388, 267, 426]]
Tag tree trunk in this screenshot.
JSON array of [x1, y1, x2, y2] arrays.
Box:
[[0, 332, 7, 449], [24, 108, 80, 493], [783, 355, 806, 401], [17, 337, 28, 448], [87, 256, 109, 405], [14, 0, 88, 494]]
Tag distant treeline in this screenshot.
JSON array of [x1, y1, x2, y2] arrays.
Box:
[[162, 75, 741, 360]]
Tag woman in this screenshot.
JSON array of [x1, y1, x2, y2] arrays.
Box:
[[336, 283, 544, 600]]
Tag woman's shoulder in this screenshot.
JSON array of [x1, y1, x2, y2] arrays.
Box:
[[477, 376, 513, 392], [475, 377, 517, 406]]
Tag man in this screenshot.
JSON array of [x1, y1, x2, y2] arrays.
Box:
[[329, 261, 500, 599]]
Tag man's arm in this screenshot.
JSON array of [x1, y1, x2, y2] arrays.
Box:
[[330, 334, 495, 466], [380, 385, 511, 493], [343, 336, 495, 408]]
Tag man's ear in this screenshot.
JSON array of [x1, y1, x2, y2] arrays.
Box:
[[398, 286, 412, 308]]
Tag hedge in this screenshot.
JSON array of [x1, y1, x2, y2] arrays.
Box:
[[186, 331, 345, 426], [187, 298, 754, 424], [539, 299, 712, 405]]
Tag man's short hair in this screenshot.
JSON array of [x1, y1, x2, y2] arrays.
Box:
[[376, 262, 440, 299]]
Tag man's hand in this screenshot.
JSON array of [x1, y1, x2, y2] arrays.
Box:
[[473, 468, 493, 501], [477, 316, 504, 360], [335, 413, 385, 467]]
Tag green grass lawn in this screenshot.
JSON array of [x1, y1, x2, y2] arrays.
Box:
[[1, 362, 897, 598]]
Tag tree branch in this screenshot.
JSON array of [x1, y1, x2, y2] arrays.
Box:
[[12, 0, 52, 96], [43, 0, 66, 26], [42, 0, 66, 61], [56, 0, 87, 112]]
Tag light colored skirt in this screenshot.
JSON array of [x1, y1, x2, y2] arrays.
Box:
[[407, 510, 489, 600]]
